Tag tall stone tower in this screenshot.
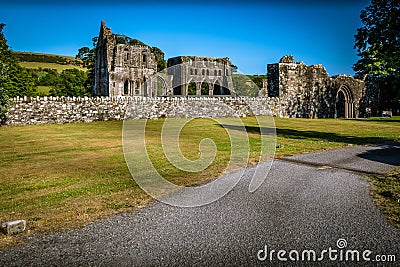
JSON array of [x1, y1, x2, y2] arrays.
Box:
[[93, 21, 158, 97]]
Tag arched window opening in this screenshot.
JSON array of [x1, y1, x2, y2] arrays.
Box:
[[201, 82, 209, 95], [188, 81, 196, 95], [124, 80, 129, 95], [214, 82, 221, 95]]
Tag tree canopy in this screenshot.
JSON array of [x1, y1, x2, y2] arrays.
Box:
[[0, 23, 36, 123], [354, 0, 400, 76], [354, 0, 400, 111], [0, 23, 11, 123]]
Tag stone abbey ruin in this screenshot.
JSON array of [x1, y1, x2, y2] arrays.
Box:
[[93, 21, 381, 119], [5, 21, 386, 125], [94, 21, 234, 98]]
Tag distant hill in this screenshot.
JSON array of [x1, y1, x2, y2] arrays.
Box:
[[14, 52, 86, 72], [14, 51, 82, 65]]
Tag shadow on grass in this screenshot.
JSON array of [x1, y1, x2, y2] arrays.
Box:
[[275, 128, 395, 145], [354, 118, 400, 123], [218, 124, 396, 145], [218, 124, 275, 135], [357, 142, 400, 166]]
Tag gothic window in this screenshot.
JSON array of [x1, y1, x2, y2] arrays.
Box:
[[124, 80, 129, 95], [190, 68, 194, 75], [202, 69, 205, 75], [195, 69, 198, 75], [219, 70, 222, 76], [214, 70, 217, 76], [143, 54, 147, 63], [206, 69, 209, 75]]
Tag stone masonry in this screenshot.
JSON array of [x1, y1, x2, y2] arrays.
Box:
[[5, 96, 279, 125], [167, 56, 234, 96], [265, 55, 370, 118], [93, 21, 167, 97]]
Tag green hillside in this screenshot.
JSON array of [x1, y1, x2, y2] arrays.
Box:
[[19, 61, 87, 72], [15, 52, 87, 72]]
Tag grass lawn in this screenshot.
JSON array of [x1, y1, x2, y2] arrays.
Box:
[[369, 168, 400, 229], [19, 62, 87, 72], [0, 116, 399, 247]]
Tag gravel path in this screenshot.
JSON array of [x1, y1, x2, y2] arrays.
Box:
[[1, 143, 399, 266]]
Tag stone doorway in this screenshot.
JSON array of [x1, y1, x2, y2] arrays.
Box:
[[336, 86, 354, 118]]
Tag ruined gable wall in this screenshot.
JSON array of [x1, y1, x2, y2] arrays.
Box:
[[266, 56, 370, 118], [267, 60, 333, 118], [94, 22, 159, 97], [93, 22, 114, 96]]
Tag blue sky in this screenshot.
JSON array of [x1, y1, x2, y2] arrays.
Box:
[[1, 0, 371, 75]]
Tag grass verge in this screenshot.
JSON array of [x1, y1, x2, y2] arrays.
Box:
[[0, 116, 399, 248], [369, 168, 400, 228]]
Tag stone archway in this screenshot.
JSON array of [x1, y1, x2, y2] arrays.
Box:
[[336, 86, 354, 118], [155, 75, 168, 96], [188, 81, 196, 95], [201, 81, 210, 95], [214, 80, 221, 95]]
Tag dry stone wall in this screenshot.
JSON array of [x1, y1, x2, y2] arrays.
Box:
[[5, 96, 283, 126]]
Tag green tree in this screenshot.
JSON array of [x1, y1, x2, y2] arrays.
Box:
[[1, 23, 37, 123], [49, 69, 90, 97], [2, 63, 36, 97], [354, 0, 400, 111], [354, 0, 400, 76], [150, 46, 167, 71], [76, 37, 99, 95], [0, 23, 12, 123]]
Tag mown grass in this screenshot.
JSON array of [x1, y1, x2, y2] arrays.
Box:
[[369, 168, 400, 228], [0, 116, 399, 247], [19, 62, 87, 72], [274, 116, 400, 157]]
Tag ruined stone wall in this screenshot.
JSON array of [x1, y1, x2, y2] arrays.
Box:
[[5, 96, 284, 126], [93, 21, 160, 97], [167, 56, 234, 96], [266, 56, 368, 118], [267, 60, 333, 118]]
